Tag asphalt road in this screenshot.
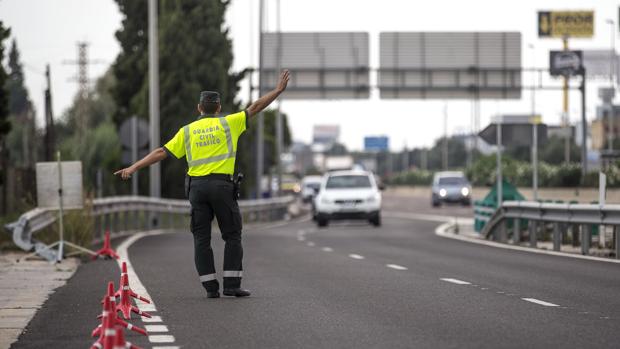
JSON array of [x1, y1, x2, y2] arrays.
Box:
[[13, 197, 620, 348]]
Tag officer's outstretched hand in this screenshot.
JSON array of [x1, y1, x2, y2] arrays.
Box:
[[114, 166, 136, 180], [277, 69, 290, 92]]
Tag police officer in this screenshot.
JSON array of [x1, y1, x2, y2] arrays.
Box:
[[114, 69, 290, 298]]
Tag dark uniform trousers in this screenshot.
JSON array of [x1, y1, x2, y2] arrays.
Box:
[[189, 176, 243, 292]]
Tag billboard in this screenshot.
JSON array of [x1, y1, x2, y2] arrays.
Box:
[[364, 136, 389, 152], [379, 32, 521, 99], [538, 11, 594, 38], [261, 32, 370, 99], [549, 50, 583, 76], [313, 125, 340, 144]]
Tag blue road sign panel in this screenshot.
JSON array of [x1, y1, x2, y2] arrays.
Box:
[[364, 136, 389, 151]]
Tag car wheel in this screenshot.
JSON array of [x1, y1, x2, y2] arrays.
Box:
[[317, 218, 328, 227], [432, 200, 441, 207], [369, 214, 381, 227], [462, 199, 471, 206]]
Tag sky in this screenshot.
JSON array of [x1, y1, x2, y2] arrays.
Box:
[[0, 0, 618, 151]]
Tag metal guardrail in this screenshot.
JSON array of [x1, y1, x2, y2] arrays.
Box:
[[5, 195, 295, 260], [482, 200, 620, 258]]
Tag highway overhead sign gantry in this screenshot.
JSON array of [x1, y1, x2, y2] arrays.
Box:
[[378, 32, 521, 99], [538, 11, 594, 38], [260, 32, 370, 99]]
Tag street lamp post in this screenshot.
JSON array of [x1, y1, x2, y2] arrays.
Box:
[[528, 43, 538, 201], [606, 19, 616, 152]]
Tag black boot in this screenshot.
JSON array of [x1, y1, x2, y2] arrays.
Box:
[[223, 288, 251, 297]]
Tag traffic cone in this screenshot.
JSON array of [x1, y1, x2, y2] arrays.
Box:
[[93, 231, 120, 260], [116, 272, 152, 319], [115, 262, 151, 304], [93, 282, 147, 338], [113, 327, 142, 349]]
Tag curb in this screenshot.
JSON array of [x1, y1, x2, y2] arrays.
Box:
[[434, 219, 620, 265]]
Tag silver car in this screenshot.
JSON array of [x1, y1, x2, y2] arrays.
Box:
[[431, 171, 472, 207]]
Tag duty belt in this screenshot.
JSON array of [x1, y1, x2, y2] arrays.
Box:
[[189, 173, 232, 181]]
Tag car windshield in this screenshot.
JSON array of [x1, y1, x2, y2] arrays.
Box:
[[326, 175, 371, 189], [438, 177, 466, 186]]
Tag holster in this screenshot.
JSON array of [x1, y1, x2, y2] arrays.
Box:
[[233, 173, 244, 201]]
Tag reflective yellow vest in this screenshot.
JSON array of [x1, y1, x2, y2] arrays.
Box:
[[164, 111, 247, 176]]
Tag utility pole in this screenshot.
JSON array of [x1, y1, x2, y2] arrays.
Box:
[[148, 0, 160, 204], [44, 64, 55, 161], [529, 43, 539, 201], [256, 0, 265, 198], [562, 36, 571, 164], [275, 0, 283, 196], [442, 103, 448, 170], [606, 19, 616, 151], [63, 42, 103, 142]]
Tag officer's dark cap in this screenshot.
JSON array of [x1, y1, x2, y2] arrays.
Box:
[[200, 91, 220, 105]]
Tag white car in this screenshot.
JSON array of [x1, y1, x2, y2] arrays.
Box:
[[314, 170, 382, 227]]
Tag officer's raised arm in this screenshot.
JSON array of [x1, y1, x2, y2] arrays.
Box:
[[113, 147, 168, 180], [246, 69, 289, 118]]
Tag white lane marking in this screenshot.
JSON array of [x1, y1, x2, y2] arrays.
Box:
[[149, 335, 176, 343], [440, 278, 471, 285], [321, 247, 333, 252], [522, 298, 559, 307], [297, 236, 306, 241], [116, 231, 178, 346], [152, 347, 180, 349], [348, 254, 365, 260], [142, 315, 163, 323], [386, 264, 408, 270], [145, 325, 169, 332], [307, 242, 315, 247]]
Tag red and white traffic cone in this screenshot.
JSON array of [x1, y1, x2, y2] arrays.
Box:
[[93, 282, 147, 338], [116, 262, 151, 304], [116, 272, 151, 319], [93, 231, 120, 260], [113, 327, 142, 349]]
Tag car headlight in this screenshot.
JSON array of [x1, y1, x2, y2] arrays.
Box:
[[461, 187, 470, 197], [367, 194, 378, 202], [320, 196, 331, 204], [439, 188, 447, 197]]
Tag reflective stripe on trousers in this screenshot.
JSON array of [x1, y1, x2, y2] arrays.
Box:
[[223, 270, 243, 278], [184, 117, 235, 167]]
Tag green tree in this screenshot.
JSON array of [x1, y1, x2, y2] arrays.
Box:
[[539, 136, 581, 165], [0, 22, 11, 214], [57, 69, 121, 194], [236, 109, 292, 198], [111, 0, 246, 198], [5, 40, 36, 168]]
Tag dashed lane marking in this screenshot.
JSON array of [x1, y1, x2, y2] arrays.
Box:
[[142, 315, 162, 323], [145, 325, 169, 333], [348, 254, 365, 260], [307, 242, 315, 247], [321, 247, 333, 252], [116, 231, 179, 348], [440, 278, 471, 285], [152, 347, 180, 349], [522, 298, 560, 307], [148, 335, 176, 343], [386, 264, 408, 270]]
